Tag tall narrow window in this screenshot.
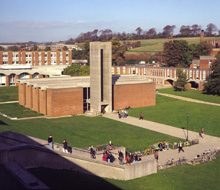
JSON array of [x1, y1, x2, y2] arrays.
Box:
[[101, 49, 103, 102]]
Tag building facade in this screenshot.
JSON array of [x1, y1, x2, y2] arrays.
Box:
[[0, 51, 72, 86]]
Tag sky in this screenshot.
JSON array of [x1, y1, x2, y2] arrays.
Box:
[[0, 0, 220, 43]]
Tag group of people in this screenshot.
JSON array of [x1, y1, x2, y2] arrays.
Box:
[[118, 109, 128, 118], [126, 152, 142, 166], [102, 150, 116, 163], [47, 135, 70, 153], [157, 140, 169, 151]]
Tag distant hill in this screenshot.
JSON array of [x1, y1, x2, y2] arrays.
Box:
[[126, 37, 220, 53]]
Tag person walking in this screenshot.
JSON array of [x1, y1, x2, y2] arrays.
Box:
[[63, 139, 68, 153], [48, 134, 53, 150], [178, 141, 184, 153], [139, 112, 143, 120], [200, 128, 205, 138], [154, 150, 159, 163]]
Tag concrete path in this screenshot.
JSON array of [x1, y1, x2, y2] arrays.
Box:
[[158, 92, 220, 107], [0, 101, 19, 104], [103, 113, 220, 165]]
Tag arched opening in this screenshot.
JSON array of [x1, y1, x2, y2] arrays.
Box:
[[33, 73, 39, 79], [0, 74, 6, 86], [165, 79, 174, 86], [19, 73, 30, 79], [189, 81, 199, 89], [9, 74, 16, 86]]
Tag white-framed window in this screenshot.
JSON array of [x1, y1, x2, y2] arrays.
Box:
[[9, 74, 15, 86], [196, 70, 199, 79], [203, 71, 206, 81], [189, 70, 192, 79], [0, 74, 6, 86], [123, 67, 125, 74], [3, 61, 8, 64], [112, 67, 114, 74], [117, 67, 120, 74]]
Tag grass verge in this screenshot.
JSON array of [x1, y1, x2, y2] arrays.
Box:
[[0, 103, 43, 118], [0, 86, 18, 102], [128, 95, 220, 137], [0, 115, 182, 152], [158, 88, 220, 104], [28, 154, 220, 190]]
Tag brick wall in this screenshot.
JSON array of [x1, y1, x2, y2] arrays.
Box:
[[113, 83, 156, 110], [18, 83, 26, 106], [46, 87, 83, 117], [200, 60, 209, 69]]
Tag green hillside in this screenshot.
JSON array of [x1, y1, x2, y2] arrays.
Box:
[[126, 37, 220, 53]]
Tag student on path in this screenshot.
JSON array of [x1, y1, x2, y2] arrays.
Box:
[[154, 150, 159, 163], [178, 141, 184, 153], [48, 135, 53, 150], [200, 128, 205, 138], [63, 139, 68, 153], [139, 112, 143, 120]]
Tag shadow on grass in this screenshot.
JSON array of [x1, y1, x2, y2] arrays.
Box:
[[0, 131, 120, 189], [0, 120, 8, 125]]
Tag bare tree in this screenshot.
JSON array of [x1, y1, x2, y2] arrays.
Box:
[[146, 28, 157, 36], [135, 27, 143, 36], [206, 23, 218, 35], [163, 25, 176, 36]]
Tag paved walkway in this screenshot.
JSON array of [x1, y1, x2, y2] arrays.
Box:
[[103, 113, 220, 165], [158, 93, 220, 107], [0, 101, 19, 105]]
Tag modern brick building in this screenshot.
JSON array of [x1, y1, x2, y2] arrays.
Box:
[[17, 42, 156, 117]]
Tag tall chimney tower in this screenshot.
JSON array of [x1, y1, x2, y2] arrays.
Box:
[[200, 30, 204, 43]]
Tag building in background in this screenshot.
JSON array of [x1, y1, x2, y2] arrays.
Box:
[[0, 51, 72, 86]]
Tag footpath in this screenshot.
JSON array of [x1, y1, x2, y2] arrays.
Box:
[[158, 92, 220, 107], [103, 113, 220, 165]]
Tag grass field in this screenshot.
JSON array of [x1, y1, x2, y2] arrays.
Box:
[[29, 154, 220, 190], [0, 86, 18, 102], [126, 37, 220, 52], [0, 103, 43, 118], [0, 115, 182, 152], [158, 88, 220, 104], [128, 95, 220, 137]]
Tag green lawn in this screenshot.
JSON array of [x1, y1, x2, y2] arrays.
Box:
[[29, 154, 220, 190], [0, 115, 182, 152], [0, 103, 43, 118], [107, 155, 220, 190], [126, 37, 220, 52], [0, 86, 18, 102], [128, 95, 220, 137], [158, 88, 220, 104]]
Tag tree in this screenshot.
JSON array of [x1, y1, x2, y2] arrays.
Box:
[[63, 46, 68, 51], [135, 27, 143, 36], [206, 23, 218, 35], [191, 24, 201, 35], [63, 64, 90, 76], [146, 28, 157, 37], [110, 37, 126, 65], [174, 67, 188, 91], [163, 25, 176, 36], [163, 40, 192, 67], [7, 46, 20, 51], [179, 25, 191, 36], [198, 41, 213, 55], [204, 53, 220, 95], [44, 46, 51, 51]]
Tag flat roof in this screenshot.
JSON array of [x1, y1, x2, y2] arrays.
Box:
[[17, 75, 151, 90]]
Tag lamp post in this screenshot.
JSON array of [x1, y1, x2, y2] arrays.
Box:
[[186, 113, 190, 141]]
